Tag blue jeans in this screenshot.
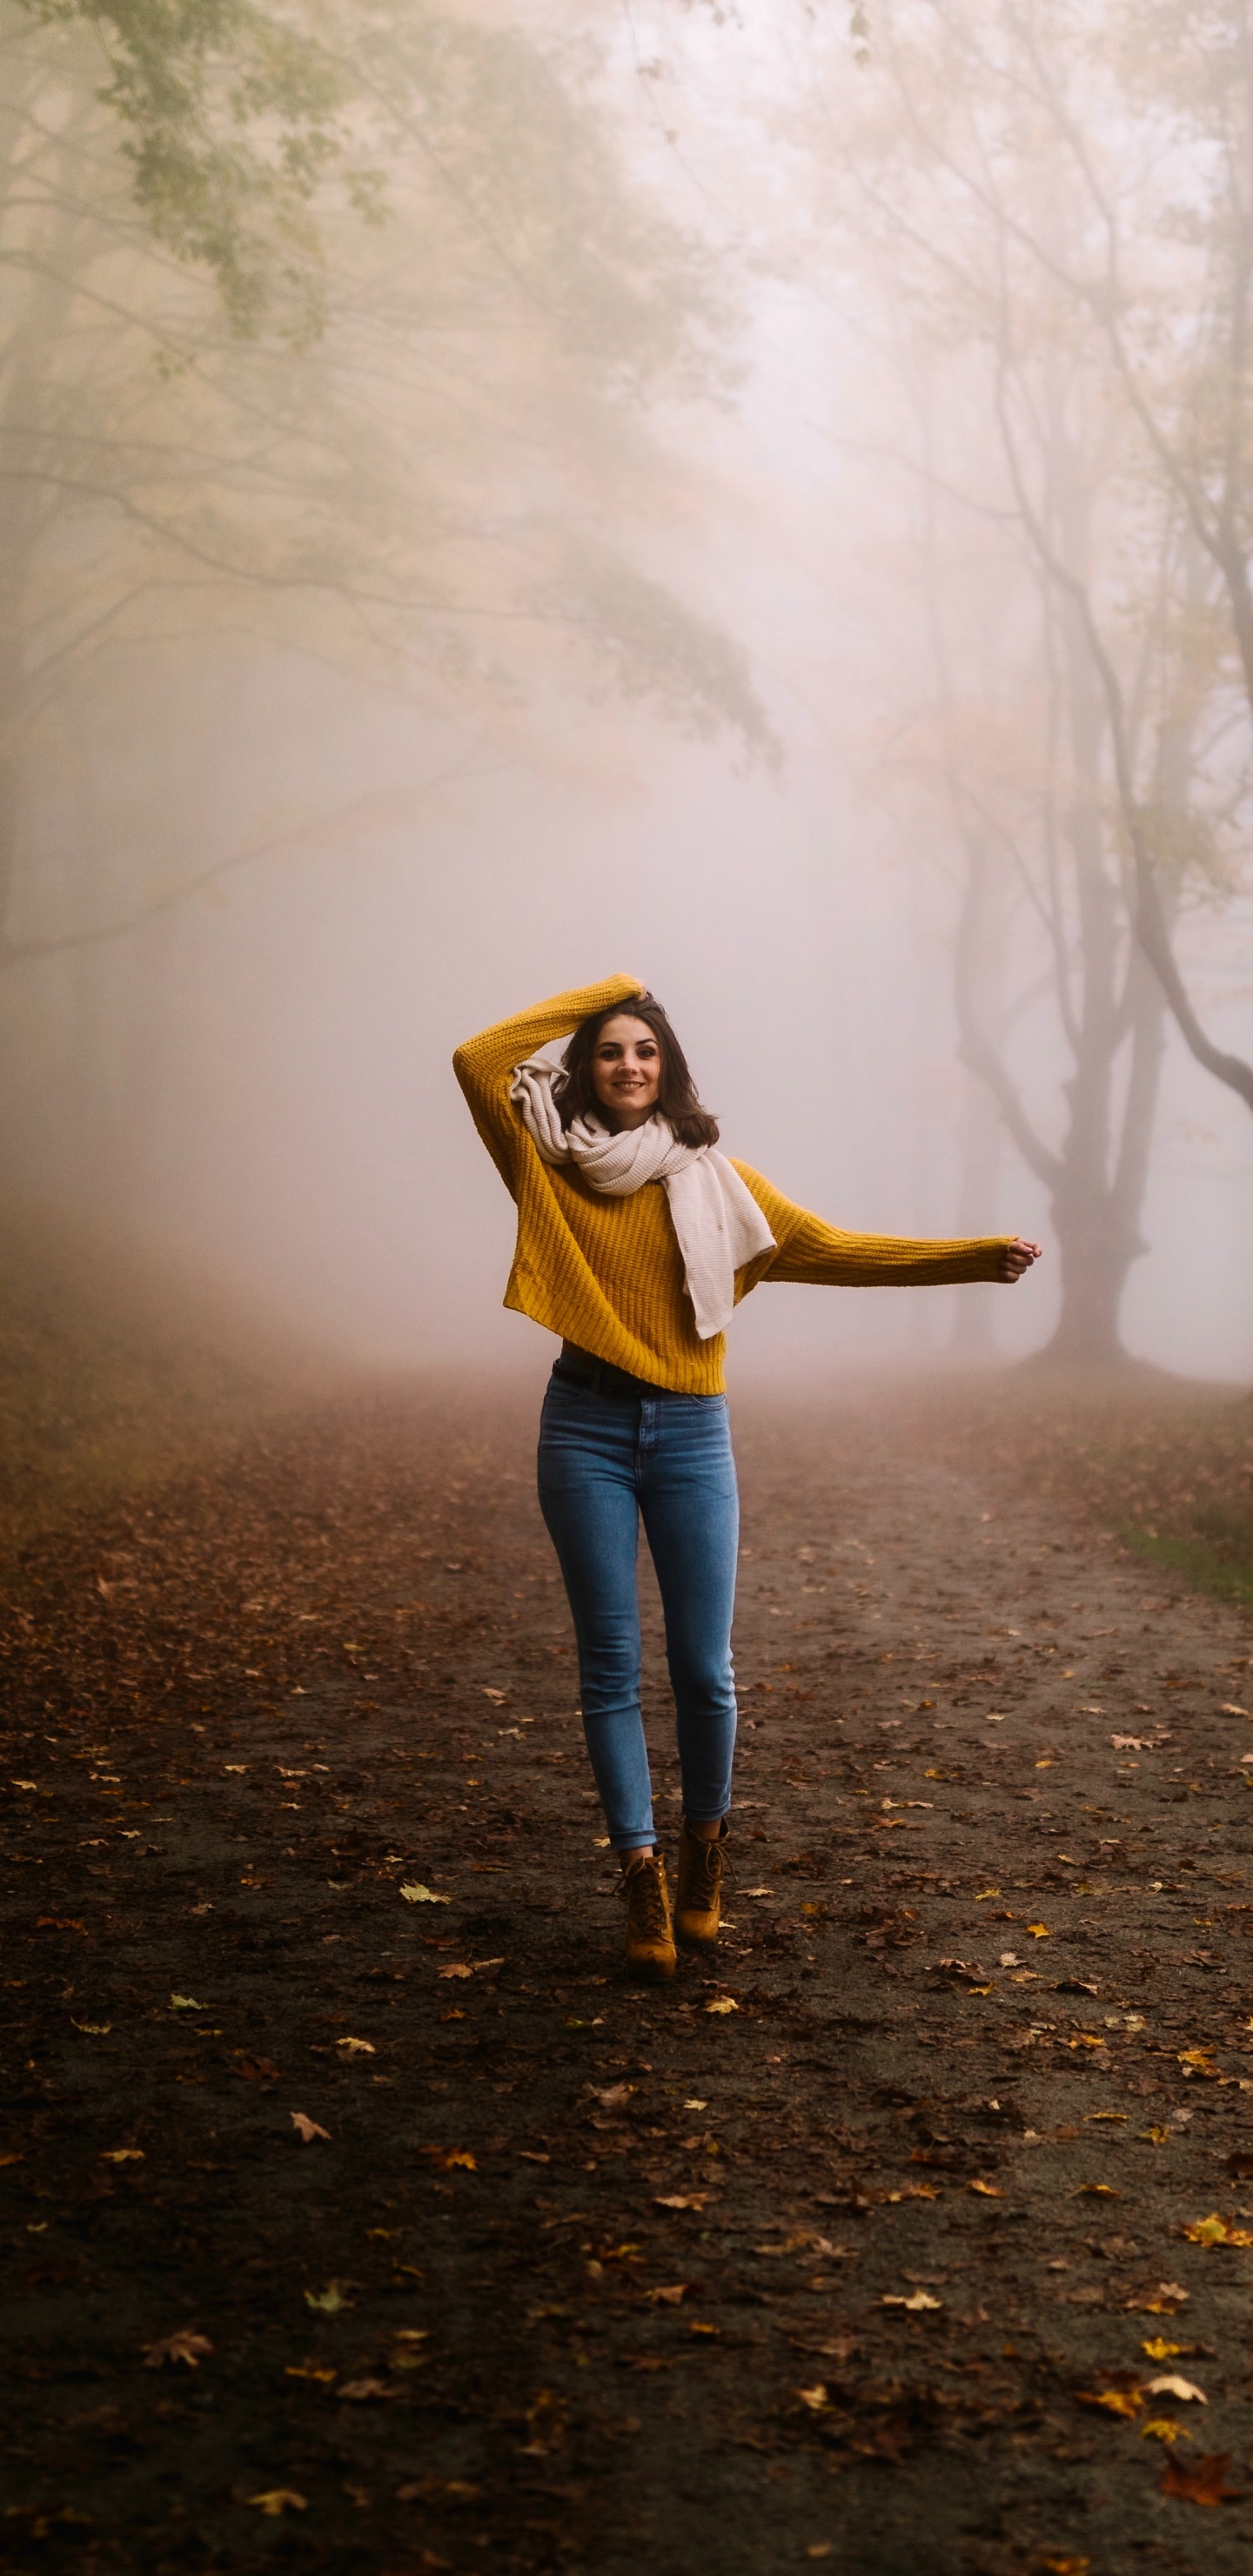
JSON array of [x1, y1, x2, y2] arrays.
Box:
[[537, 1366, 740, 1850]]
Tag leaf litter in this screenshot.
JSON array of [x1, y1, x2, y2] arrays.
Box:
[[7, 1379, 1253, 2570]]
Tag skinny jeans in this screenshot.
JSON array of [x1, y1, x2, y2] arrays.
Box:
[[536, 1365, 740, 1850]]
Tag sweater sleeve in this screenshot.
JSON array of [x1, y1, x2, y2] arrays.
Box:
[[731, 1163, 1010, 1288], [452, 974, 644, 1192]]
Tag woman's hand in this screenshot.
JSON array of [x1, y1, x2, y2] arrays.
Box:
[[1000, 1237, 1042, 1282]]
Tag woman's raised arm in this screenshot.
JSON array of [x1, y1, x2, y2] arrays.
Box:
[[452, 974, 643, 1188]]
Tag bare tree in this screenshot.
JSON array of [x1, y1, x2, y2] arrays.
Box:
[[852, 0, 1253, 1116]]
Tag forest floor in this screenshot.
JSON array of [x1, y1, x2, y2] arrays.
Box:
[[3, 1368, 1253, 2576]]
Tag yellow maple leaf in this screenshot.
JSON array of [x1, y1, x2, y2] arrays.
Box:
[[1028, 1923, 1052, 1938], [1082, 2389, 1141, 2418], [705, 1998, 739, 2016], [1183, 2213, 1233, 2245], [1142, 2338, 1183, 2362], [1140, 2418, 1188, 2445]]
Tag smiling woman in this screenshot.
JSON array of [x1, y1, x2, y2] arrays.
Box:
[[453, 973, 1040, 1983]]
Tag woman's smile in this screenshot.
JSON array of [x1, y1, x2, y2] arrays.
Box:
[[591, 1015, 662, 1129]]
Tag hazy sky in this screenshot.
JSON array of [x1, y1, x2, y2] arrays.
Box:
[[3, 0, 1251, 1387]]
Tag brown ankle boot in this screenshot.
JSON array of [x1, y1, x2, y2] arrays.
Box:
[[619, 1852, 677, 1982], [675, 1819, 729, 1949]]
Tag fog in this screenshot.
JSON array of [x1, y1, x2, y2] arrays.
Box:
[[3, 0, 1251, 1389]]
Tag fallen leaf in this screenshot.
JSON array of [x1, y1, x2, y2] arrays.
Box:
[[1141, 2418, 1189, 2445], [438, 1965, 473, 1981], [645, 2284, 694, 2305], [1028, 1923, 1052, 1939], [247, 2490, 307, 2517], [305, 2283, 350, 2314], [1074, 2184, 1120, 2198], [290, 2113, 330, 2143], [144, 2329, 212, 2370], [482, 1687, 507, 1702], [1079, 2388, 1142, 2418], [881, 2291, 941, 2311], [1183, 2213, 1253, 2246], [974, 1888, 1002, 1900], [1160, 2453, 1243, 2506], [589, 2083, 633, 2108], [101, 2148, 144, 2163], [285, 2364, 337, 2384], [743, 1887, 774, 1899], [968, 2180, 1002, 2197], [37, 1917, 86, 1934], [1143, 2375, 1207, 2404], [1179, 2049, 1215, 2071], [427, 2149, 476, 2171], [705, 1998, 739, 2016], [400, 1884, 450, 1905], [169, 1995, 204, 2011], [338, 2377, 393, 2401], [70, 2020, 111, 2035], [1132, 2283, 1190, 2314], [655, 2194, 709, 2211], [1220, 1703, 1251, 1717], [335, 2036, 376, 2054], [1142, 2338, 1183, 2361], [233, 2055, 281, 2081], [795, 2384, 828, 2412]]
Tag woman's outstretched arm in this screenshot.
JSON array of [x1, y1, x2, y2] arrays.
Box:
[[732, 1164, 1035, 1289], [452, 974, 642, 1190]]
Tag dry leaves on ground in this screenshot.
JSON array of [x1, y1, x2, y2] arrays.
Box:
[[144, 2330, 212, 2370], [1160, 2454, 1243, 2506]]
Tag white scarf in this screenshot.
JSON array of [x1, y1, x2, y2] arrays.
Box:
[[509, 1056, 775, 1340]]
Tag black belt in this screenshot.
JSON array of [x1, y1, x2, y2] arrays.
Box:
[[553, 1342, 676, 1400]]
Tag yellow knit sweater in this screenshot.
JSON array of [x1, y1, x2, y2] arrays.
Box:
[[453, 974, 1011, 1395]]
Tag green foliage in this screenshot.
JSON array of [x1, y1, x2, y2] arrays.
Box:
[[542, 541, 779, 764], [1125, 1526, 1253, 1612], [13, 0, 368, 343]]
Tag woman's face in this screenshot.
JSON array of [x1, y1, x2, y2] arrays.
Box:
[[591, 1015, 662, 1129]]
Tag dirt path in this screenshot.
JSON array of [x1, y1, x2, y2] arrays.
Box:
[[3, 1375, 1253, 2576]]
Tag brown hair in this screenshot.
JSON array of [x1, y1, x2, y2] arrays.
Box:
[[556, 993, 719, 1150]]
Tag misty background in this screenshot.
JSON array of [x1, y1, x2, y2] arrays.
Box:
[[2, 0, 1250, 1398]]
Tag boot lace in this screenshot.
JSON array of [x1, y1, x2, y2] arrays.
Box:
[[620, 1857, 668, 1941], [687, 1834, 733, 1906]]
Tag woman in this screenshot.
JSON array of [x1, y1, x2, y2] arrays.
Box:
[[453, 974, 1040, 1982]]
